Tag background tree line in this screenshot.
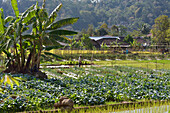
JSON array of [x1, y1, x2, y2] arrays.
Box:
[[1, 0, 169, 32]]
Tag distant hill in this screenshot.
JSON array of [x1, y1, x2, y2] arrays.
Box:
[[1, 0, 170, 31]]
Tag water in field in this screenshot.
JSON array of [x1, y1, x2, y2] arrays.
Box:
[[110, 105, 169, 113]]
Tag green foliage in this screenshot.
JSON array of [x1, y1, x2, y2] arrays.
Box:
[[81, 24, 126, 37], [110, 25, 119, 36], [11, 0, 19, 17], [80, 34, 93, 50], [0, 0, 78, 73], [47, 17, 79, 30], [130, 30, 142, 37], [2, 0, 170, 31], [0, 66, 169, 112], [151, 15, 170, 44], [68, 37, 82, 50], [0, 8, 4, 35], [0, 73, 22, 91], [140, 23, 151, 35], [130, 39, 140, 50], [55, 53, 167, 61], [118, 25, 127, 37], [87, 24, 95, 36], [100, 23, 108, 30], [101, 42, 108, 50], [96, 28, 108, 36], [123, 34, 133, 44]]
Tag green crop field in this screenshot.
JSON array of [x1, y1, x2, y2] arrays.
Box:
[[94, 60, 170, 70], [0, 53, 170, 112], [0, 65, 169, 112]]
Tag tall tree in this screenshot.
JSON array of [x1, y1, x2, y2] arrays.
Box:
[[110, 25, 119, 36], [87, 24, 95, 36], [118, 25, 127, 37], [96, 28, 108, 36], [100, 22, 108, 30], [140, 23, 151, 35], [151, 15, 170, 44]]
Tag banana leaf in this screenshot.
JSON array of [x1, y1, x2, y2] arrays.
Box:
[[42, 35, 58, 45], [46, 35, 71, 44], [47, 17, 79, 30], [21, 4, 35, 19], [44, 52, 62, 60], [48, 30, 77, 36], [25, 17, 36, 26], [22, 10, 36, 24], [11, 0, 19, 17], [22, 34, 39, 39], [42, 0, 46, 9], [5, 16, 14, 25], [44, 45, 63, 51], [0, 8, 4, 34], [44, 3, 62, 28]]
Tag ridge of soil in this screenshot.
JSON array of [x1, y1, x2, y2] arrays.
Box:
[[17, 100, 169, 113]]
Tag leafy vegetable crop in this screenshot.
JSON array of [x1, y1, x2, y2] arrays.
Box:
[[0, 66, 169, 112]]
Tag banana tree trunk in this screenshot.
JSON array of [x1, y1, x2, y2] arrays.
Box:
[[36, 37, 43, 70], [19, 34, 25, 72], [36, 49, 42, 70], [14, 41, 21, 72], [24, 50, 32, 72], [31, 39, 37, 72]]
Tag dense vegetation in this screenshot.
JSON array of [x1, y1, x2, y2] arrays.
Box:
[[1, 0, 170, 31], [0, 66, 169, 112], [0, 0, 78, 74]]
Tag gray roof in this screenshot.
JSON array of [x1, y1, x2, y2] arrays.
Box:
[[89, 35, 120, 41]]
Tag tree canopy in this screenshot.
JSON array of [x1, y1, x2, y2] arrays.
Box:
[[151, 15, 170, 44], [1, 0, 170, 32]]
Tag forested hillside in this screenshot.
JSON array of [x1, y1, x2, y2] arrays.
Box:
[[1, 0, 169, 31]]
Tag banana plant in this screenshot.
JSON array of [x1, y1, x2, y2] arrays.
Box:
[[0, 1, 35, 73], [25, 0, 79, 70], [0, 0, 79, 74]]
